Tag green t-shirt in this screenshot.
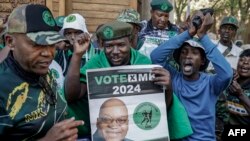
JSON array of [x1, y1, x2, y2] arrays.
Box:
[[80, 48, 152, 82]]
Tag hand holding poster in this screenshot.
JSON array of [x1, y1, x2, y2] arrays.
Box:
[[87, 65, 169, 141]]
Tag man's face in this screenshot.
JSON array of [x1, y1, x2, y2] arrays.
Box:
[[237, 56, 250, 77], [97, 101, 129, 141], [179, 45, 204, 80], [151, 10, 169, 29], [64, 28, 83, 45], [103, 37, 131, 66], [219, 24, 237, 45], [10, 33, 55, 75]]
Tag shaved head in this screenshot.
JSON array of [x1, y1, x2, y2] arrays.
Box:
[[99, 98, 128, 116], [97, 98, 129, 141]]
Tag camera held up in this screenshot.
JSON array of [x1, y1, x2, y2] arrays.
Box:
[[192, 8, 214, 29]]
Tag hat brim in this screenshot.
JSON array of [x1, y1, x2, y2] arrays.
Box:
[[26, 31, 66, 45], [220, 23, 238, 29]]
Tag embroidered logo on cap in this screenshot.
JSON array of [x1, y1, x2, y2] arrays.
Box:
[[58, 17, 64, 23], [161, 3, 168, 11], [228, 17, 236, 24], [66, 15, 76, 23], [42, 11, 55, 26], [103, 26, 114, 39]]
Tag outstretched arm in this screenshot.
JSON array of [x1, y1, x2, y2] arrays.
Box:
[[64, 33, 89, 102], [197, 13, 233, 94], [150, 31, 193, 66]]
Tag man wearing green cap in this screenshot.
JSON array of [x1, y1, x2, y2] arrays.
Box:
[[212, 16, 243, 140], [207, 16, 243, 73], [138, 0, 179, 59], [66, 20, 193, 140], [0, 4, 84, 140]]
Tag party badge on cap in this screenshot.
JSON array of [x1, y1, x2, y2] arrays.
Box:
[[42, 11, 55, 26], [229, 17, 236, 23], [103, 26, 114, 39], [66, 15, 76, 23], [161, 3, 168, 11]]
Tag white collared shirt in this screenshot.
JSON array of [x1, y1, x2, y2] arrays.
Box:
[[207, 40, 243, 72]]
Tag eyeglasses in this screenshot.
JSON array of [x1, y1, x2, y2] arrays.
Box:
[[39, 75, 57, 105], [98, 116, 128, 125]]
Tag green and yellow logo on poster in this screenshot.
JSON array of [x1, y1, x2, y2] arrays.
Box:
[[133, 102, 161, 130]]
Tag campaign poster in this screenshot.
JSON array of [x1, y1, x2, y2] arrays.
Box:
[[87, 65, 169, 141]]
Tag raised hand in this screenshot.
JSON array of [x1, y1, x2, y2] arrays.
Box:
[[197, 12, 214, 38], [72, 32, 90, 57], [188, 10, 203, 36]]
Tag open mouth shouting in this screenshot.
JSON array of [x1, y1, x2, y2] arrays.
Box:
[[238, 66, 250, 75], [182, 60, 194, 73]]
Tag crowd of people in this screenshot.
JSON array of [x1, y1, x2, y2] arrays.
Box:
[[0, 0, 249, 141]]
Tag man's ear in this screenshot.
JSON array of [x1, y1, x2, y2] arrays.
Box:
[[5, 34, 15, 50]]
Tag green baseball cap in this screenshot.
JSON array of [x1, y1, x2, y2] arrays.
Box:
[[220, 16, 239, 29], [116, 8, 141, 27], [6, 4, 65, 45], [96, 21, 132, 41], [55, 16, 65, 28], [151, 0, 173, 13]]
